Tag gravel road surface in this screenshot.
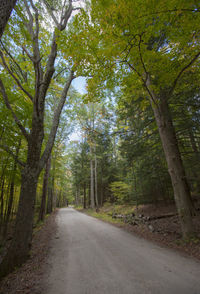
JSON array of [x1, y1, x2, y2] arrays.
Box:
[[44, 208, 200, 294]]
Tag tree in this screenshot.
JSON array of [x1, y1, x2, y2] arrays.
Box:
[[0, 0, 17, 39], [0, 0, 79, 277], [70, 0, 200, 237], [115, 93, 172, 206]]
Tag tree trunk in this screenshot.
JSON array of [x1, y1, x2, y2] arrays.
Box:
[[3, 180, 14, 237], [0, 0, 17, 39], [0, 177, 5, 230], [38, 156, 51, 222], [0, 109, 44, 277], [83, 183, 86, 209], [90, 146, 95, 209], [152, 97, 195, 238], [3, 139, 21, 237], [100, 167, 104, 207], [94, 152, 98, 209], [53, 189, 58, 210], [0, 1, 74, 277], [47, 186, 53, 214], [47, 158, 53, 214], [0, 166, 39, 277]]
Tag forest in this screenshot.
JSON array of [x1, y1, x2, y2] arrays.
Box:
[[0, 0, 200, 279]]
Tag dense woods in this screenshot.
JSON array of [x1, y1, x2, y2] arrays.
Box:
[[0, 0, 199, 278]]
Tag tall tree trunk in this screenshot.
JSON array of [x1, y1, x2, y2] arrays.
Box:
[[0, 165, 39, 277], [3, 139, 21, 237], [38, 156, 51, 222], [152, 97, 195, 237], [0, 0, 74, 276], [83, 183, 86, 209], [100, 167, 103, 207], [90, 146, 95, 208], [0, 111, 44, 277], [94, 152, 98, 209], [47, 186, 53, 214], [3, 180, 14, 237], [53, 189, 58, 210], [0, 158, 8, 230], [132, 167, 138, 211], [0, 0, 17, 39], [188, 129, 200, 192], [0, 177, 5, 231]]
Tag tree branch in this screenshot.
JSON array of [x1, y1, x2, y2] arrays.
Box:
[[23, 0, 33, 31], [61, 0, 73, 31], [126, 61, 158, 107], [39, 33, 57, 105], [0, 144, 25, 167], [137, 8, 200, 20], [0, 41, 26, 82], [0, 78, 30, 141], [169, 51, 200, 97], [22, 46, 34, 62], [0, 50, 33, 101], [42, 0, 61, 29], [138, 33, 148, 75], [53, 66, 70, 79], [39, 0, 73, 111], [39, 71, 74, 171]]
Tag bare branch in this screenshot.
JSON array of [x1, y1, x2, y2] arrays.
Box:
[[39, 71, 74, 171], [53, 66, 70, 79], [0, 41, 26, 82], [0, 78, 30, 141], [0, 144, 25, 167], [22, 46, 34, 62], [169, 51, 200, 97], [0, 50, 33, 101]]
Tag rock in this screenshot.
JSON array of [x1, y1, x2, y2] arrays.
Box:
[[148, 225, 154, 232], [131, 221, 138, 226]]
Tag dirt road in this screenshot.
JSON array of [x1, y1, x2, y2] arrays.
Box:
[[44, 208, 200, 294]]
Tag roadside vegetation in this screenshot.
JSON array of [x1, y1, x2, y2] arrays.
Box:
[[0, 0, 200, 280]]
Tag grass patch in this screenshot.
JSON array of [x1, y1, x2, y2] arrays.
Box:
[[76, 204, 137, 225], [83, 208, 124, 224]]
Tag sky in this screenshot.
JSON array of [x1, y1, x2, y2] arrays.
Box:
[[69, 76, 87, 141], [72, 76, 87, 94]]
